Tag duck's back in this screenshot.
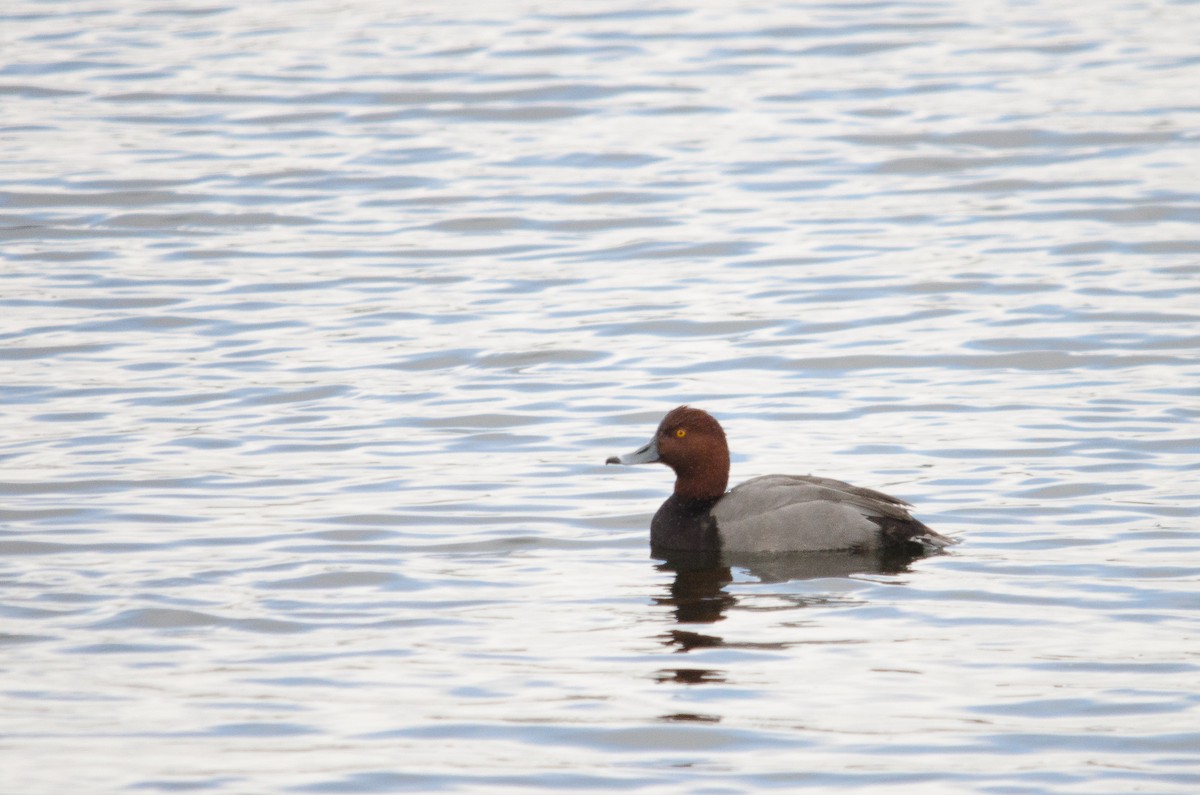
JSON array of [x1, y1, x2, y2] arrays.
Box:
[[711, 474, 943, 552]]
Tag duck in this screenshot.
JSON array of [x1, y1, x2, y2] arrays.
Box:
[[606, 406, 954, 554]]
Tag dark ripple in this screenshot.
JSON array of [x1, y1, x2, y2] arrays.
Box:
[[0, 83, 84, 97], [102, 211, 314, 228], [257, 571, 423, 591], [1, 189, 196, 208], [0, 343, 110, 359], [672, 351, 1192, 373], [95, 609, 307, 634], [367, 721, 800, 751], [840, 129, 1183, 148]]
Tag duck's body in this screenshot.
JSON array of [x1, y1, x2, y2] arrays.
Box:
[[651, 473, 942, 553], [607, 406, 953, 554]]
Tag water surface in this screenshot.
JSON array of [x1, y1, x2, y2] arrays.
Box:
[[2, 1, 1199, 792]]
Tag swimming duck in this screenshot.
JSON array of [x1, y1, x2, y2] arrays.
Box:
[[606, 406, 954, 553]]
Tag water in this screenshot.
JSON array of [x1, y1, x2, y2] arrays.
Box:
[[3, 0, 1199, 791]]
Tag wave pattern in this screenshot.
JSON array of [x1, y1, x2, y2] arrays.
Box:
[[2, 0, 1199, 792]]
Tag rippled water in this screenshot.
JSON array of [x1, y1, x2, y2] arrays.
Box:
[[3, 1, 1200, 792]]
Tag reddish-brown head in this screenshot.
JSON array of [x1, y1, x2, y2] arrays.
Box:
[[653, 406, 732, 500]]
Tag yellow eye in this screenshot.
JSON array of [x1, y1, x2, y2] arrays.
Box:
[[675, 428, 687, 438]]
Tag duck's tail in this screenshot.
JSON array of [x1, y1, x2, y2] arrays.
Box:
[[873, 514, 958, 552], [914, 526, 959, 550]]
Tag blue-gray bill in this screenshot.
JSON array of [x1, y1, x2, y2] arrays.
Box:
[[606, 438, 660, 466]]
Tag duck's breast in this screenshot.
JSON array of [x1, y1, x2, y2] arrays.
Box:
[[710, 474, 905, 552]]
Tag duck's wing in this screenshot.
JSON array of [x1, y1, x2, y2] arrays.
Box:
[[712, 475, 954, 552], [778, 474, 912, 508]]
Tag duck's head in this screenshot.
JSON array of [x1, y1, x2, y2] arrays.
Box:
[[606, 406, 731, 500]]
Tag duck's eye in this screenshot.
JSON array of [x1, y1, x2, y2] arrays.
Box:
[[675, 428, 687, 438]]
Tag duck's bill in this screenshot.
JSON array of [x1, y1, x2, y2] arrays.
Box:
[[605, 438, 660, 465]]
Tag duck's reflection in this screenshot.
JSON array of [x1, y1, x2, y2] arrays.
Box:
[[657, 561, 735, 625], [651, 545, 925, 667], [652, 667, 725, 686]]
